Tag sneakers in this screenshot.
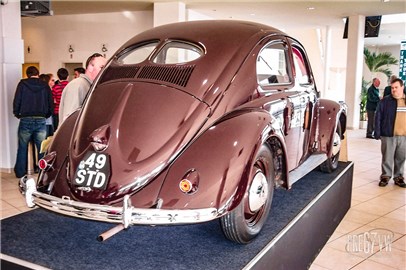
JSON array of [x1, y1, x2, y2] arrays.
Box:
[[378, 177, 390, 187], [394, 176, 406, 188]]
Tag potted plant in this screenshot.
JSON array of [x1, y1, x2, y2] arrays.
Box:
[[363, 48, 398, 78]]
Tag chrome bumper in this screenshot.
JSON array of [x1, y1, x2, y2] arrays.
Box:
[[19, 177, 219, 228]]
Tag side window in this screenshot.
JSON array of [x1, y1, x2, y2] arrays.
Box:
[[257, 42, 291, 86], [292, 46, 310, 85]]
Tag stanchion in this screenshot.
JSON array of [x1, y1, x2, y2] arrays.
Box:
[[339, 131, 348, 162], [27, 141, 36, 176]]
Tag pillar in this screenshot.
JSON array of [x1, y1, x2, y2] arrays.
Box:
[[0, 0, 24, 171], [344, 15, 365, 129], [153, 1, 186, 27]]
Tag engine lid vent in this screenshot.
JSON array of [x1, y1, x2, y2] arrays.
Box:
[[99, 65, 140, 84], [137, 65, 195, 87]]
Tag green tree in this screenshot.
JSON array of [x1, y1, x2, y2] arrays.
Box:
[[363, 47, 398, 77]]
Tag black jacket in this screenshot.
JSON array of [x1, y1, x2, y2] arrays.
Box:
[[366, 85, 380, 111], [13, 78, 53, 119], [374, 95, 403, 139]]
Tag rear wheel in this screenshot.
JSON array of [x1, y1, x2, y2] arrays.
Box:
[[320, 124, 342, 173], [220, 144, 275, 244]]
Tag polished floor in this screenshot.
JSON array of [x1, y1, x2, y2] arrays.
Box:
[[1, 129, 405, 270]]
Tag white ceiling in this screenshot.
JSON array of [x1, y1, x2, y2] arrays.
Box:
[[48, 0, 406, 47]]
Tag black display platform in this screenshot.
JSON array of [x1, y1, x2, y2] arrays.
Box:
[[1, 162, 353, 270]]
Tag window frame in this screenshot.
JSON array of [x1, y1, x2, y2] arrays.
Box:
[[256, 39, 292, 87], [152, 40, 205, 65]]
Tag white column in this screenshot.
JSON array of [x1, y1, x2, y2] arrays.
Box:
[[153, 1, 186, 27], [0, 0, 24, 171], [344, 15, 365, 129], [323, 26, 332, 98]]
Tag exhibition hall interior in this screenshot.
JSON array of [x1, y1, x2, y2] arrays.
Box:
[[1, 0, 405, 269]]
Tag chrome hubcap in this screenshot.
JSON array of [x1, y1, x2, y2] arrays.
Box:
[[332, 131, 341, 156], [248, 172, 269, 212]]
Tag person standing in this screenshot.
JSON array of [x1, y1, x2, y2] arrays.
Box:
[[52, 68, 69, 130], [383, 75, 397, 97], [39, 73, 56, 137], [375, 78, 406, 188], [59, 53, 106, 123], [13, 66, 53, 178], [366, 78, 380, 138], [73, 67, 85, 79]]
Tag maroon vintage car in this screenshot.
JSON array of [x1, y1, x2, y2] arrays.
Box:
[[20, 20, 346, 244]]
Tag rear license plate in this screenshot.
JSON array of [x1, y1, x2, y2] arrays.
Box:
[[74, 151, 111, 190]]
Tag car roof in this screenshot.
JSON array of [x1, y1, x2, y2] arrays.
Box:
[[120, 20, 284, 50], [111, 20, 287, 102]]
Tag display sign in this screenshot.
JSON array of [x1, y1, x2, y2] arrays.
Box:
[[400, 41, 406, 82]]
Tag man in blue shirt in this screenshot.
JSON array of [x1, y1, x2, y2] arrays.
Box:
[[13, 66, 53, 178]]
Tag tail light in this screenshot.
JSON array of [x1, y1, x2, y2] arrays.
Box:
[[38, 151, 57, 171]]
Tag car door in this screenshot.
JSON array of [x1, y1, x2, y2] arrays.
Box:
[[289, 40, 318, 164], [256, 38, 303, 170]]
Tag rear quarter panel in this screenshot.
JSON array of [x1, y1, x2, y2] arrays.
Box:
[[157, 109, 272, 212]]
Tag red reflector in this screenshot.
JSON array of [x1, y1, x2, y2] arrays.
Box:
[[38, 159, 48, 170]]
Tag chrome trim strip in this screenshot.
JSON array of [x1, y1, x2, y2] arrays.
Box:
[[20, 178, 218, 225]]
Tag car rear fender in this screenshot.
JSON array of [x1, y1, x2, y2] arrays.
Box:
[[157, 109, 274, 213], [37, 110, 80, 193], [316, 99, 346, 156]]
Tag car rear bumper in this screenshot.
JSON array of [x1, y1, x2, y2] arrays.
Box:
[[19, 177, 219, 228]]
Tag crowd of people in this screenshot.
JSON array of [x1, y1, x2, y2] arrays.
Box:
[[12, 53, 106, 178], [366, 76, 406, 188]]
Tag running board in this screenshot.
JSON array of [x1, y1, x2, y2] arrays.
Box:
[[288, 153, 327, 187]]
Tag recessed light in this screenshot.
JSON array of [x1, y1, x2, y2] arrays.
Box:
[[307, 7, 315, 10]]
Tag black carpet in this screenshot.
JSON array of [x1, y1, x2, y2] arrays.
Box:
[[1, 162, 351, 270]]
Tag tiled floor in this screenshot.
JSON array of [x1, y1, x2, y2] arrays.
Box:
[[1, 129, 405, 269]]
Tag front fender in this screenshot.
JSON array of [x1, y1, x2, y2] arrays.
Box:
[[157, 109, 272, 213]]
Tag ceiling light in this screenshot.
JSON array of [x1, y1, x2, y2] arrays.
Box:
[[307, 7, 315, 10], [381, 0, 390, 3]]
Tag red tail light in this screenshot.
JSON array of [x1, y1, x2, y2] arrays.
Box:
[[38, 151, 57, 171]]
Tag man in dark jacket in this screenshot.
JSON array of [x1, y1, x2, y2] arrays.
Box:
[[13, 66, 53, 178], [366, 78, 380, 138], [375, 78, 406, 188]]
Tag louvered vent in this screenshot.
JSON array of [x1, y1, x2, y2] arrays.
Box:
[[99, 65, 140, 83], [137, 65, 195, 87]]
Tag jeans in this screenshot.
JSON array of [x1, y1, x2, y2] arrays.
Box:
[[14, 117, 46, 178]]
